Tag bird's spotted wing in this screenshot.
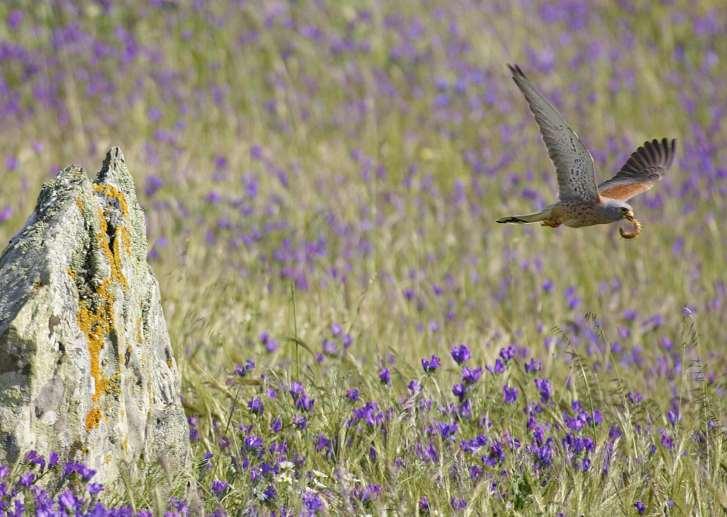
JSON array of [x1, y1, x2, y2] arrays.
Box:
[[598, 138, 676, 201], [508, 64, 599, 203]]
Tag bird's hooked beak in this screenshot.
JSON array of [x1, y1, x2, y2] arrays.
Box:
[[619, 210, 641, 239]]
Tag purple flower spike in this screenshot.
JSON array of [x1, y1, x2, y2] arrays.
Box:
[[418, 496, 430, 513], [408, 379, 422, 394], [421, 354, 441, 373], [378, 367, 391, 385], [248, 397, 264, 415], [88, 483, 104, 496], [315, 434, 332, 455], [302, 489, 324, 512], [18, 471, 35, 487], [452, 383, 466, 401], [488, 358, 506, 374], [58, 489, 78, 512], [503, 384, 518, 404], [534, 378, 552, 403], [437, 421, 459, 440], [6, 10, 23, 30], [450, 344, 471, 365], [211, 479, 228, 497], [462, 367, 483, 385], [451, 497, 467, 510], [524, 358, 542, 373]]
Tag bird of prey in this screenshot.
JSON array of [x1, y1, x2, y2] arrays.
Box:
[[497, 64, 676, 239]]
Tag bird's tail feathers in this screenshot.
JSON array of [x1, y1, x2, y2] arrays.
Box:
[[496, 210, 548, 224]]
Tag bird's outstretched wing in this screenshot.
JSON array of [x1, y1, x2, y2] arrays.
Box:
[[598, 138, 676, 201], [508, 64, 599, 203]]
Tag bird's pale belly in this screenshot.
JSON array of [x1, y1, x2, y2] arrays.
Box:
[[544, 202, 612, 228]]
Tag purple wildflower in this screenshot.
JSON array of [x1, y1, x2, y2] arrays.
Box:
[[259, 332, 279, 353], [421, 354, 441, 373], [667, 408, 680, 426], [437, 421, 459, 440], [418, 496, 430, 513], [88, 483, 104, 496], [378, 367, 391, 385], [452, 383, 466, 401], [302, 490, 323, 513], [293, 415, 307, 430], [248, 397, 264, 415], [6, 10, 23, 30], [234, 359, 255, 377], [25, 451, 45, 470], [450, 344, 471, 365], [499, 346, 516, 362], [342, 334, 353, 349], [627, 391, 643, 404], [58, 489, 78, 512], [18, 471, 35, 487], [534, 378, 552, 403], [262, 484, 277, 502], [315, 434, 332, 455], [408, 379, 422, 394], [346, 388, 360, 402], [211, 479, 228, 497], [483, 441, 505, 467], [503, 384, 518, 404], [489, 358, 506, 374], [525, 358, 542, 373], [462, 367, 483, 385], [450, 497, 468, 510]]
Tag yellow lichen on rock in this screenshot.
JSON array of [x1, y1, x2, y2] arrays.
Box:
[[93, 183, 129, 218], [77, 277, 115, 431], [73, 186, 132, 431], [95, 207, 128, 290], [85, 407, 102, 431]]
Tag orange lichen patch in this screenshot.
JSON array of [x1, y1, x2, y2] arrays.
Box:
[[117, 225, 132, 256], [76, 188, 131, 432], [93, 183, 129, 217], [95, 207, 128, 290], [85, 407, 102, 430], [77, 277, 115, 431]]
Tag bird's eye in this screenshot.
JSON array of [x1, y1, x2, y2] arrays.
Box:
[[621, 207, 629, 213]]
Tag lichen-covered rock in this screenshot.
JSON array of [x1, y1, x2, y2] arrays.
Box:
[[0, 147, 190, 484]]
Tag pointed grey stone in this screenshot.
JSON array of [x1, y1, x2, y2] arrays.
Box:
[[0, 147, 190, 484]]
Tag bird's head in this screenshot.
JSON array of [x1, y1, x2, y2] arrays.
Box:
[[603, 199, 634, 221]]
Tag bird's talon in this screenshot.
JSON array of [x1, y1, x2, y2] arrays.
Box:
[[619, 215, 641, 239]]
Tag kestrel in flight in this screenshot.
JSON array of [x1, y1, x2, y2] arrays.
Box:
[[497, 64, 676, 239]]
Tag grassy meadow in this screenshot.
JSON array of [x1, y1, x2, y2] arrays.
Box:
[[0, 1, 726, 515]]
